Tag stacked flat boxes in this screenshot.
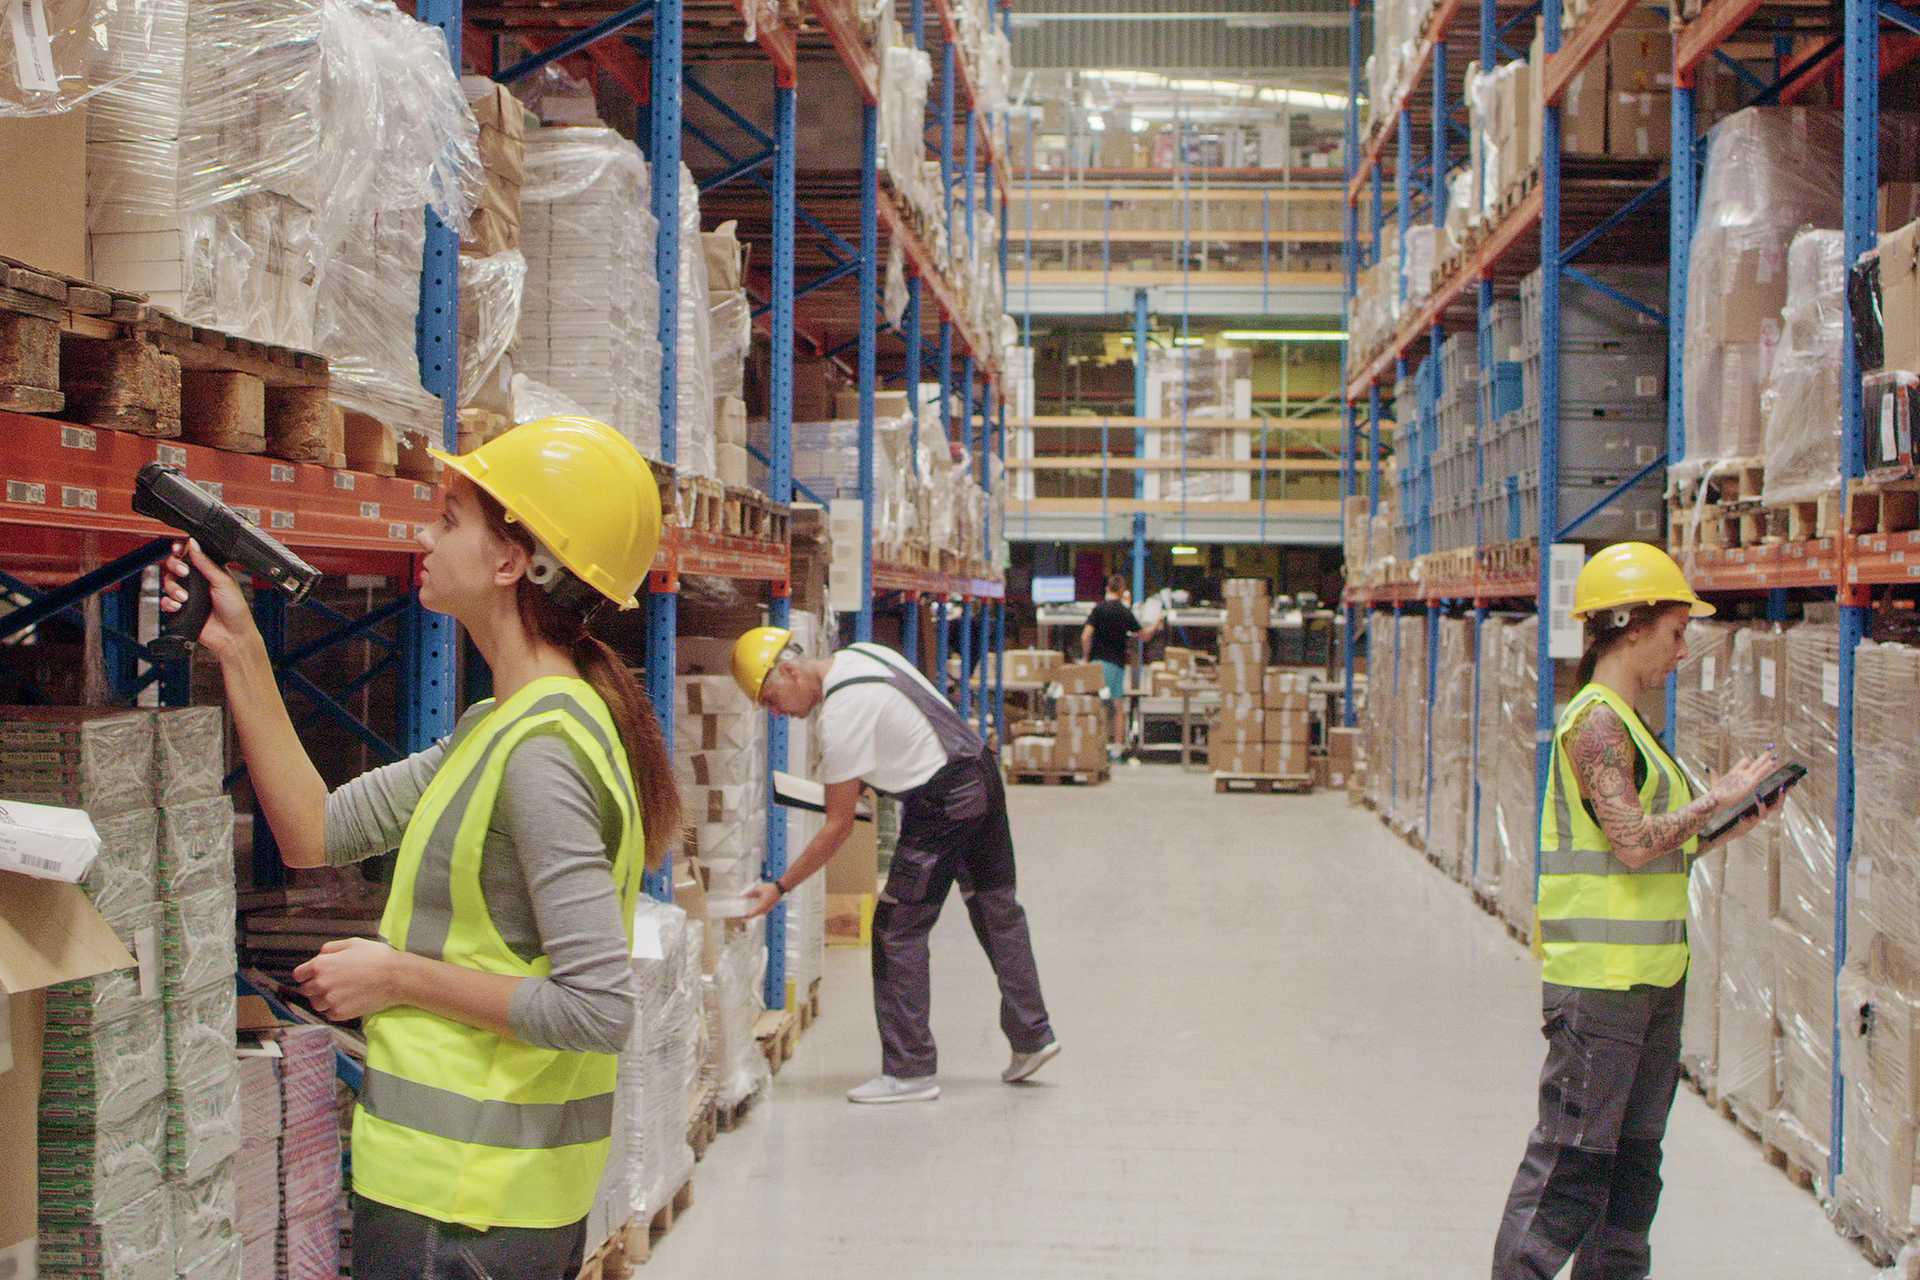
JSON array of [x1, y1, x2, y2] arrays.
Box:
[[1674, 621, 1738, 1090], [271, 1026, 340, 1279], [1388, 613, 1428, 836], [1208, 581, 1286, 775], [1426, 617, 1475, 882], [1717, 627, 1785, 1125], [676, 675, 768, 904]]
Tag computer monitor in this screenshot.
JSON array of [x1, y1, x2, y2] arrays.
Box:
[[1030, 575, 1076, 604]]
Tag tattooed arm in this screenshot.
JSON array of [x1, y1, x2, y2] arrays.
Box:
[[1567, 704, 1722, 868]]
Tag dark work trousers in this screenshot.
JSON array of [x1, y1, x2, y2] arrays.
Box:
[[352, 1195, 587, 1280], [1491, 980, 1686, 1280], [872, 749, 1055, 1078]]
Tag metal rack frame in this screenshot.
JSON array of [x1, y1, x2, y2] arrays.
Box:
[[1344, 0, 1920, 1205]]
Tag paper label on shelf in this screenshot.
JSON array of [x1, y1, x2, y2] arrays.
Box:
[[135, 925, 158, 999], [1701, 655, 1716, 693], [1760, 657, 1777, 699], [629, 913, 665, 961], [1634, 375, 1659, 398], [9, 0, 57, 93], [1883, 391, 1899, 464], [1547, 543, 1586, 660], [828, 498, 865, 614], [1822, 660, 1840, 707]]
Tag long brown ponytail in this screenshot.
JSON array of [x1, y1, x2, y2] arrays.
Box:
[[473, 483, 682, 871]]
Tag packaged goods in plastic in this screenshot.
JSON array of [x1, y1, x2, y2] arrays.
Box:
[[164, 979, 237, 1089], [673, 164, 718, 480], [1364, 613, 1395, 813], [460, 75, 527, 255], [1778, 623, 1840, 938], [1834, 960, 1920, 1249], [1680, 849, 1723, 1086], [1495, 617, 1541, 937], [708, 917, 771, 1109], [158, 796, 235, 899], [151, 707, 224, 806], [1852, 641, 1920, 955], [163, 881, 237, 995], [0, 0, 109, 115], [0, 706, 155, 818], [37, 1093, 167, 1227], [41, 1004, 167, 1128], [278, 1110, 340, 1220], [1389, 614, 1428, 836], [236, 1056, 282, 1146], [167, 1058, 241, 1181], [1675, 620, 1738, 1089], [518, 127, 663, 455], [242, 1227, 274, 1280], [1768, 916, 1834, 1170], [172, 1158, 239, 1273], [276, 1205, 338, 1279], [1428, 618, 1474, 882], [48, 902, 161, 1029], [178, 1233, 242, 1279], [456, 249, 525, 410], [1760, 229, 1848, 503], [620, 900, 699, 1218], [273, 1024, 335, 1127], [1471, 616, 1513, 900], [71, 808, 160, 927], [320, 204, 445, 437], [231, 1135, 279, 1249], [37, 1182, 175, 1279]]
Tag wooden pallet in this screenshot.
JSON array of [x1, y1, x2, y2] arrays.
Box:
[[754, 1007, 800, 1075], [1480, 538, 1536, 580], [716, 1088, 760, 1133], [1846, 480, 1920, 535], [720, 485, 791, 542], [1213, 771, 1313, 794], [1769, 491, 1845, 544], [626, 1179, 694, 1267], [577, 1219, 631, 1280], [1008, 767, 1110, 786], [792, 977, 822, 1035], [675, 474, 726, 533], [686, 1084, 718, 1163]]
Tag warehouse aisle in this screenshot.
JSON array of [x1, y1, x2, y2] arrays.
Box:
[[665, 769, 1874, 1278]]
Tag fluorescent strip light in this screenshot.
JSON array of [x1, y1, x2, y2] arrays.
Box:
[[1220, 330, 1349, 343]]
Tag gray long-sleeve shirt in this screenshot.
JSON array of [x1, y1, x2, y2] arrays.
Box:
[[325, 704, 635, 1054]]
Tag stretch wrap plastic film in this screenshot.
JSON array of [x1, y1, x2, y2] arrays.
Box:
[[152, 707, 224, 806], [1494, 616, 1540, 938], [1760, 229, 1848, 503], [620, 900, 699, 1219], [167, 1058, 242, 1182], [37, 1093, 167, 1225], [0, 706, 154, 819], [47, 902, 162, 1029], [163, 881, 237, 994], [171, 1158, 239, 1274], [41, 1003, 167, 1128], [675, 163, 717, 481], [74, 808, 160, 927], [158, 796, 234, 899], [1716, 626, 1784, 1118], [1429, 617, 1474, 883], [164, 978, 238, 1090], [709, 916, 771, 1110], [37, 1183, 175, 1279]]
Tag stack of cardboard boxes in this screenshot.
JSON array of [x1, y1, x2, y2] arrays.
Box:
[[1262, 671, 1312, 780], [1206, 580, 1313, 779], [1008, 662, 1109, 777]]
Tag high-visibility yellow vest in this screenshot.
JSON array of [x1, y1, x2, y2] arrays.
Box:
[[1536, 681, 1695, 991], [352, 676, 644, 1229]]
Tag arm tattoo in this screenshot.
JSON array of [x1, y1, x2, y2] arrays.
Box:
[[1567, 705, 1717, 867]]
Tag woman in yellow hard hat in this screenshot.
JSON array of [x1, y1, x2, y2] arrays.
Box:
[[1491, 542, 1781, 1278], [161, 416, 680, 1279]]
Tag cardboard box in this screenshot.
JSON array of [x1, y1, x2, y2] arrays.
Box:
[[1224, 596, 1269, 628], [1328, 726, 1359, 771], [1209, 739, 1263, 773], [1222, 578, 1268, 600], [793, 357, 840, 422], [1164, 647, 1197, 674], [833, 388, 911, 420], [1262, 668, 1311, 706], [1265, 739, 1309, 777], [1051, 662, 1106, 696], [1265, 706, 1311, 744], [1882, 184, 1920, 231], [1311, 756, 1332, 789], [703, 220, 744, 293], [1006, 648, 1063, 685], [714, 395, 747, 446], [1010, 736, 1054, 772], [1882, 218, 1920, 374], [716, 442, 750, 487], [1217, 694, 1264, 738], [1056, 694, 1105, 718], [0, 105, 86, 279], [1608, 92, 1671, 159], [1, 869, 138, 1264], [1608, 28, 1674, 93], [825, 816, 879, 896], [1218, 644, 1266, 692], [1220, 624, 1269, 651], [1050, 715, 1106, 771]]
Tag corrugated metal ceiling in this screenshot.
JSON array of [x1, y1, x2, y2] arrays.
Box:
[[1010, 0, 1360, 72]]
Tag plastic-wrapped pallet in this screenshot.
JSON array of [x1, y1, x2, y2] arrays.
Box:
[[1777, 623, 1840, 938], [172, 1157, 240, 1274], [1364, 613, 1395, 813], [1428, 617, 1474, 883], [518, 127, 663, 455], [164, 980, 238, 1093], [676, 675, 766, 898], [673, 163, 718, 480], [457, 248, 526, 409], [276, 1201, 339, 1280], [1143, 348, 1253, 504], [708, 917, 771, 1110], [158, 796, 235, 900], [38, 1094, 168, 1235], [1768, 914, 1834, 1174], [1494, 617, 1540, 938], [1714, 627, 1784, 1120], [1389, 614, 1427, 837], [880, 44, 934, 225], [167, 1060, 241, 1183], [318, 204, 445, 439], [1470, 616, 1512, 902], [621, 900, 699, 1219], [1675, 620, 1737, 1088], [163, 881, 237, 995], [233, 1059, 282, 1264], [1760, 229, 1848, 504], [179, 1235, 243, 1278], [41, 1003, 167, 1129], [67, 811, 160, 940], [0, 706, 155, 818]]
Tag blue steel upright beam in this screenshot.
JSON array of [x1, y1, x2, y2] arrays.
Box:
[[763, 77, 796, 1011], [1831, 0, 1879, 1188], [408, 0, 461, 755], [857, 101, 879, 642], [644, 0, 683, 901], [1131, 289, 1149, 602], [1342, 0, 1363, 728], [1534, 0, 1563, 887]]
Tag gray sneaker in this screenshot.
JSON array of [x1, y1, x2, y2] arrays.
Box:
[[1002, 1041, 1061, 1084], [846, 1074, 941, 1104]]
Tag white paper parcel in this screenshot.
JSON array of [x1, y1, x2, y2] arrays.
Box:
[[0, 799, 102, 882]]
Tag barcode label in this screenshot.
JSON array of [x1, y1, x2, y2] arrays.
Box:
[[59, 426, 96, 450], [14, 852, 61, 874], [1701, 656, 1716, 692], [334, 472, 356, 491]]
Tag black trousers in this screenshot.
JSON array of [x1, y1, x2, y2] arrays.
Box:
[[1491, 980, 1686, 1280], [351, 1196, 587, 1280]]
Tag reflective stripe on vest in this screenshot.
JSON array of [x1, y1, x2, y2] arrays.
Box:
[[352, 676, 644, 1229], [1536, 682, 1695, 992]]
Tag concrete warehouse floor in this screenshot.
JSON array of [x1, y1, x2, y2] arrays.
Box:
[[666, 768, 1877, 1278]]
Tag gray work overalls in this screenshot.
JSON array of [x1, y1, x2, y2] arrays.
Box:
[[825, 643, 1054, 1078]]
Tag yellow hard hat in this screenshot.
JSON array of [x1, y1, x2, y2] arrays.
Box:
[[429, 416, 662, 610], [1571, 541, 1715, 621], [732, 626, 793, 701]]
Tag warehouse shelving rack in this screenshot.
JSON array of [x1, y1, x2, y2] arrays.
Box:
[[0, 0, 1007, 1017], [1343, 0, 1920, 1223]]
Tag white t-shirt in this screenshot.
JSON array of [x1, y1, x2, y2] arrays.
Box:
[[817, 647, 951, 794]]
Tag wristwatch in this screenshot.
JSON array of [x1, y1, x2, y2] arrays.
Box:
[[767, 878, 789, 900]]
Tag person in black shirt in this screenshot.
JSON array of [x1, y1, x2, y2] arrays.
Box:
[[1080, 574, 1161, 759]]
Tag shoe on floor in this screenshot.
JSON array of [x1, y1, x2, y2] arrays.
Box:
[[847, 1074, 941, 1105], [1003, 1040, 1061, 1084]]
